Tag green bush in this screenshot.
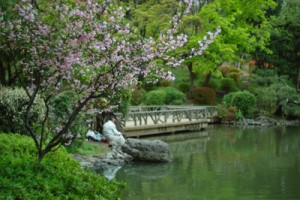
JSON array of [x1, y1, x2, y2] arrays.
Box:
[[0, 87, 45, 134], [176, 82, 190, 94], [144, 90, 167, 105], [159, 79, 171, 87], [205, 78, 221, 91], [223, 91, 257, 118], [162, 87, 186, 105], [189, 87, 216, 105], [217, 104, 242, 121], [220, 78, 237, 93], [130, 87, 147, 105], [0, 133, 124, 199]]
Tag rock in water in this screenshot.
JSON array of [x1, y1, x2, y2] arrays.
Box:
[[122, 138, 173, 163]]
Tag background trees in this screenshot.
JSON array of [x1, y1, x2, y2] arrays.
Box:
[[186, 0, 276, 88], [257, 0, 300, 86]]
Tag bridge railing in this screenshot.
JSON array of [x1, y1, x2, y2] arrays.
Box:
[[120, 106, 217, 127]]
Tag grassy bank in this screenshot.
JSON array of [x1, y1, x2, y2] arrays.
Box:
[[65, 139, 110, 157]]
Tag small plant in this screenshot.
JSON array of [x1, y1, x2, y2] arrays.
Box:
[[217, 104, 240, 122]]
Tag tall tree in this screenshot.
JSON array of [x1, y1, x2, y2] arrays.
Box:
[[256, 0, 300, 88], [181, 0, 276, 88]]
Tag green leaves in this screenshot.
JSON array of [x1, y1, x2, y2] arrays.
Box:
[[223, 91, 257, 118], [0, 133, 124, 199]]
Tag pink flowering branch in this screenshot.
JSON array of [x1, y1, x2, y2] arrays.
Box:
[[0, 0, 220, 161]]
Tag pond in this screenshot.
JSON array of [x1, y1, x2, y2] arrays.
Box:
[[115, 125, 300, 200]]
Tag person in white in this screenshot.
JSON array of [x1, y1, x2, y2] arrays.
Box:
[[102, 117, 126, 157]]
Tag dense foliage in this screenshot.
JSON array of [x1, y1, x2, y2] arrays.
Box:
[[0, 87, 44, 134], [161, 87, 186, 105], [130, 86, 147, 106], [145, 90, 167, 105], [0, 133, 124, 199], [223, 91, 257, 118], [144, 87, 186, 105], [189, 87, 216, 105]]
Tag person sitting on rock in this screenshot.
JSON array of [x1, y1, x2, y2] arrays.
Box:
[[102, 116, 126, 158]]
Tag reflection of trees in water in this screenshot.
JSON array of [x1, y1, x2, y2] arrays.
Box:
[[116, 126, 300, 200], [273, 126, 300, 157], [147, 131, 210, 156], [120, 162, 172, 180], [169, 138, 210, 156]]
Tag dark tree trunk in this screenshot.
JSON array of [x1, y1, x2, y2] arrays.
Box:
[[202, 71, 212, 87], [202, 63, 223, 87], [0, 61, 5, 85], [187, 62, 196, 91]]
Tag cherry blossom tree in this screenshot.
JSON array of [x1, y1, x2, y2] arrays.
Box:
[[0, 0, 220, 161]]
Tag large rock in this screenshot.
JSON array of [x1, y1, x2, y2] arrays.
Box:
[[122, 138, 173, 163]]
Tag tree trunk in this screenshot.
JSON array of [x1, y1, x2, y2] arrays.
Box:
[[187, 62, 196, 91], [0, 61, 5, 85], [202, 71, 212, 87], [202, 63, 223, 87]]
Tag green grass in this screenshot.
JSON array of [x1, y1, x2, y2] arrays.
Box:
[[66, 140, 107, 156]]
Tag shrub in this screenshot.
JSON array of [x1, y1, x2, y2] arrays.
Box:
[[176, 82, 190, 94], [217, 104, 242, 122], [144, 90, 167, 105], [130, 87, 147, 106], [0, 133, 124, 199], [0, 87, 45, 134], [220, 78, 237, 93], [219, 66, 240, 82], [205, 78, 221, 91], [159, 79, 171, 87], [223, 91, 257, 118], [161, 87, 186, 105], [189, 87, 216, 105], [228, 71, 240, 82], [252, 86, 277, 115], [219, 66, 231, 76]]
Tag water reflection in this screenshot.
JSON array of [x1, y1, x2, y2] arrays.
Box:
[[122, 162, 172, 180], [114, 125, 300, 200], [101, 165, 122, 181], [154, 132, 210, 156]]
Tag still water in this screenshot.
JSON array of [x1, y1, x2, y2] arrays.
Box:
[[115, 125, 300, 200]]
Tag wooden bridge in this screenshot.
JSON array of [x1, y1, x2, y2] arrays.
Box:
[[115, 106, 217, 137]]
